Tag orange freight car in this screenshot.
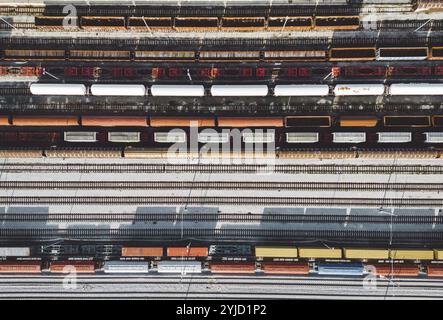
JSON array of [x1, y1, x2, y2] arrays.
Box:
[[0, 262, 41, 273], [427, 265, 443, 277], [0, 116, 9, 126], [262, 262, 310, 275], [150, 117, 215, 127], [122, 247, 164, 257], [167, 247, 208, 257], [218, 117, 284, 127], [339, 116, 378, 127], [81, 116, 148, 127], [50, 261, 95, 273], [371, 264, 420, 277], [12, 116, 78, 126], [210, 262, 256, 274]]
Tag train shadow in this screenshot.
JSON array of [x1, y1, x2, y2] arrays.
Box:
[[0, 206, 49, 227]]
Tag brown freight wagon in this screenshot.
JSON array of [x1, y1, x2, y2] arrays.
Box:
[[427, 265, 443, 277], [50, 261, 95, 273], [371, 264, 420, 277], [0, 116, 9, 126], [150, 117, 215, 127], [217, 117, 284, 127], [122, 247, 164, 257], [210, 262, 256, 274], [81, 116, 148, 127], [12, 116, 79, 126], [167, 247, 208, 257], [339, 116, 378, 127], [0, 262, 41, 273], [262, 262, 310, 275]]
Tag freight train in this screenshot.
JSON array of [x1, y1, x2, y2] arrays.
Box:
[[3, 44, 443, 62], [1, 245, 443, 277], [28, 83, 443, 97], [34, 15, 361, 32]]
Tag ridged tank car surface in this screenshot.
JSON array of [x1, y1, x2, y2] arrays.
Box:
[[0, 262, 41, 273], [50, 261, 95, 273], [210, 262, 256, 274], [371, 264, 420, 277], [262, 262, 310, 275]]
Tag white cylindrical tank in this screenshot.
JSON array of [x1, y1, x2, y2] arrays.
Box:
[[210, 85, 268, 96], [30, 83, 86, 95], [334, 84, 385, 96], [150, 85, 205, 97], [274, 85, 330, 96], [90, 84, 146, 96], [389, 83, 443, 95]]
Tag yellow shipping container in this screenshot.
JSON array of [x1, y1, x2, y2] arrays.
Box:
[[390, 249, 434, 260], [434, 250, 443, 260], [298, 247, 342, 259], [255, 246, 297, 258], [343, 248, 389, 259]]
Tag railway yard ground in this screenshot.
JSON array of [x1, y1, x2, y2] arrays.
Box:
[[1, 0, 443, 302]]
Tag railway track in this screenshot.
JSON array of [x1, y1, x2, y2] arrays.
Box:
[[2, 212, 441, 224], [0, 196, 443, 207], [0, 34, 437, 49], [0, 163, 442, 174], [0, 5, 361, 17], [1, 181, 442, 192], [0, 228, 441, 242], [0, 103, 436, 114], [0, 275, 441, 300]]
